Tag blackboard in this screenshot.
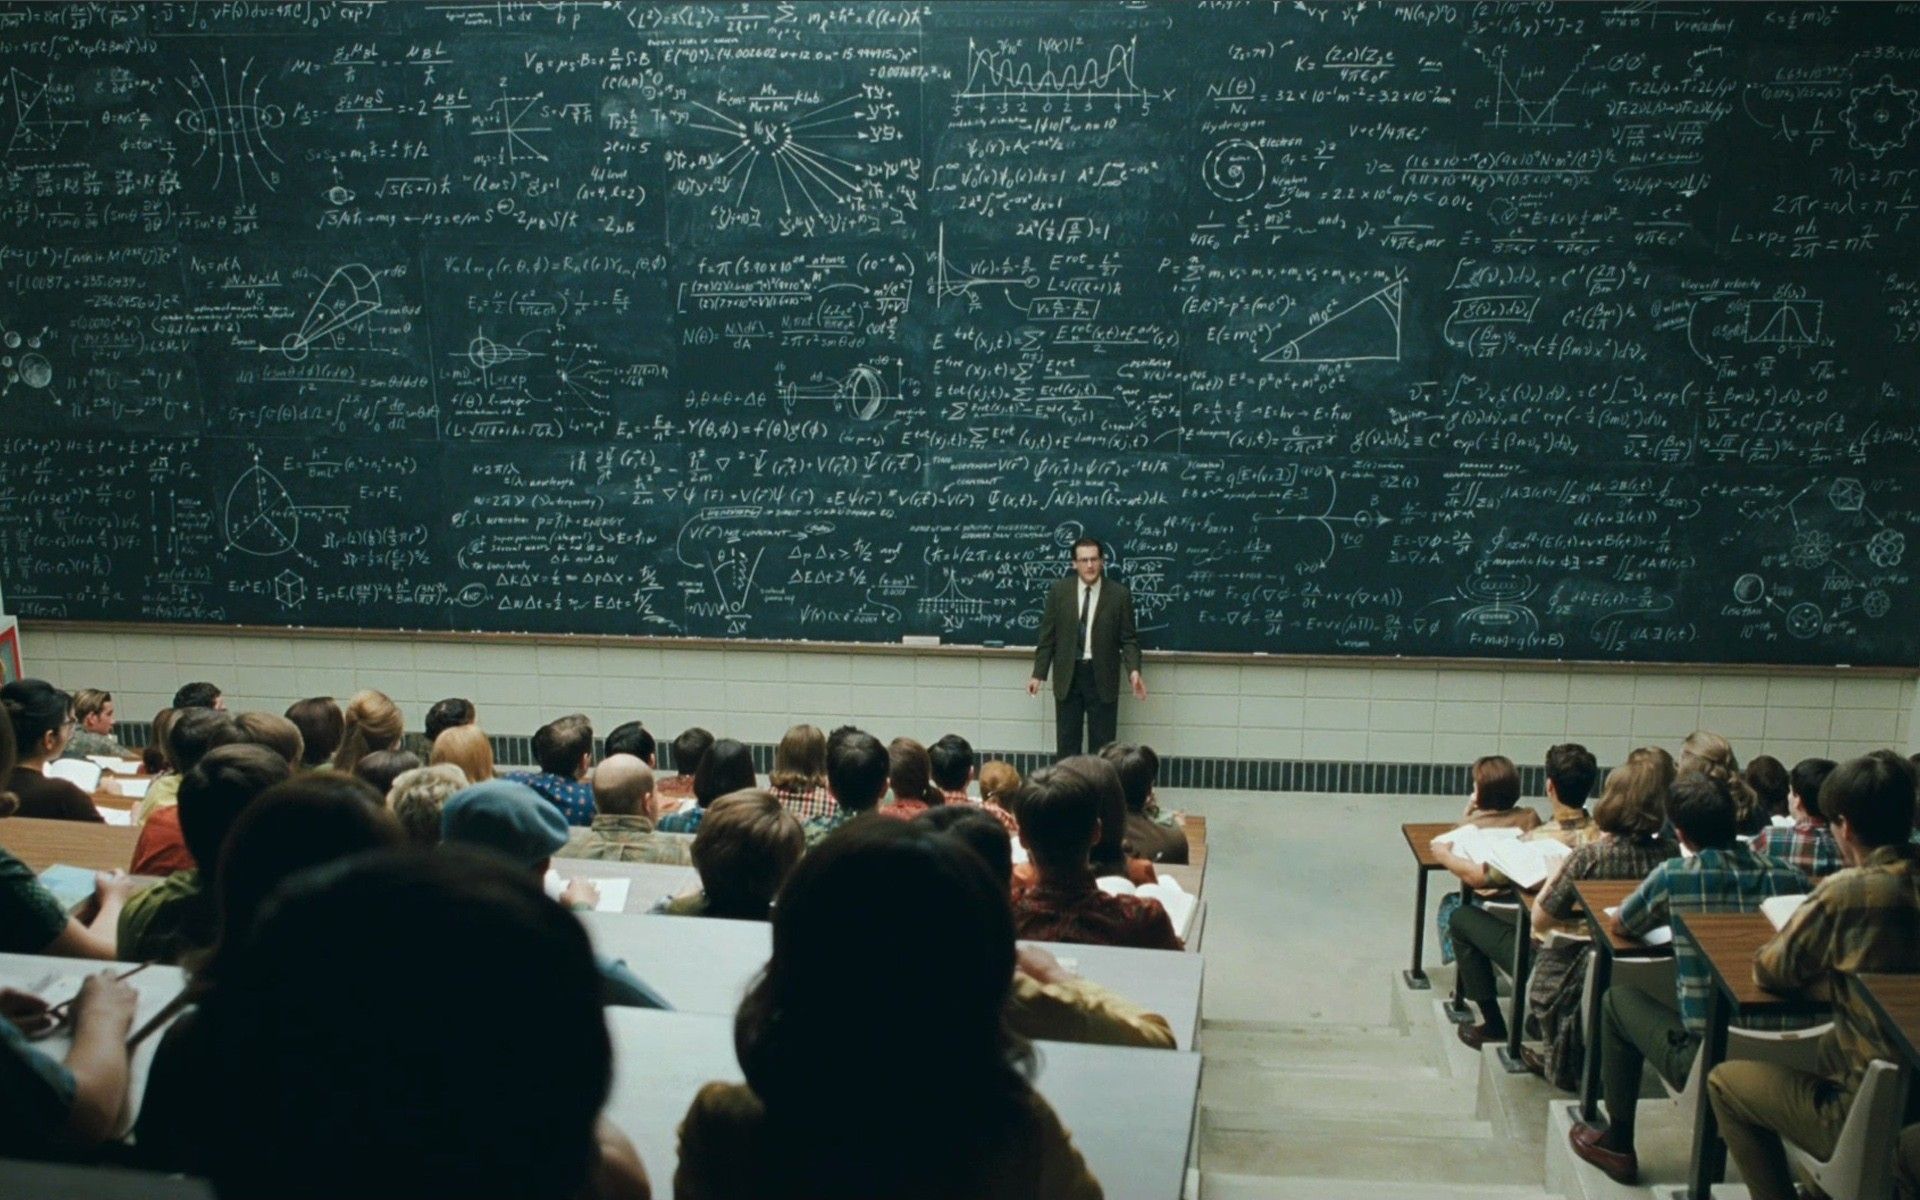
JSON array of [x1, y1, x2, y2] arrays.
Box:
[[1, 1, 1917, 666]]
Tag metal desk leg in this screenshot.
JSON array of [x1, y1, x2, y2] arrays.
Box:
[[1684, 986, 1732, 1200], [1498, 903, 1534, 1073], [1403, 867, 1432, 990], [1578, 944, 1610, 1124]]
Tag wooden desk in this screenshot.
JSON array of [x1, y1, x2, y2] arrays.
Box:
[[603, 1007, 1202, 1200], [1180, 814, 1206, 871], [1, 817, 138, 873], [1671, 910, 1827, 1200], [1401, 821, 1456, 990], [580, 912, 1206, 1050], [1573, 877, 1669, 1122], [1858, 973, 1920, 1068]]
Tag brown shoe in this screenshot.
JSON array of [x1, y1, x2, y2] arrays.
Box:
[[1457, 1022, 1505, 1050], [1520, 1045, 1546, 1078], [1567, 1123, 1637, 1184]]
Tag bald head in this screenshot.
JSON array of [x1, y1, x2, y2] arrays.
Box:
[[591, 754, 656, 818]]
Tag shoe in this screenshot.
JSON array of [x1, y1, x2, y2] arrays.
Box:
[[1456, 1022, 1506, 1050], [1567, 1123, 1638, 1185], [1520, 1045, 1546, 1077]]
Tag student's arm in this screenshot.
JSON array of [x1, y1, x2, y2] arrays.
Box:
[[1428, 840, 1492, 890], [1753, 885, 1837, 995], [57, 971, 138, 1143], [1612, 869, 1667, 939], [47, 872, 136, 960], [589, 1118, 651, 1200], [1012, 949, 1177, 1049], [1531, 849, 1585, 937]]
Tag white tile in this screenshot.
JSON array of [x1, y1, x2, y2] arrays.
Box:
[[1570, 674, 1638, 705], [978, 719, 1040, 753], [595, 645, 661, 679], [1699, 676, 1759, 707], [1434, 700, 1501, 734], [724, 650, 788, 682], [56, 631, 119, 662], [1368, 731, 1434, 761], [1433, 733, 1498, 766], [1837, 677, 1911, 709], [1239, 726, 1303, 759], [537, 675, 591, 709], [1829, 708, 1901, 743], [1369, 668, 1437, 700], [914, 656, 978, 689], [1304, 667, 1372, 698], [1502, 673, 1569, 703], [1305, 730, 1370, 760], [1371, 700, 1435, 733], [787, 653, 851, 684], [1237, 695, 1305, 729], [1182, 664, 1241, 696], [1766, 740, 1830, 765], [915, 689, 982, 723], [1566, 702, 1634, 737], [1173, 726, 1239, 757], [1301, 697, 1368, 731], [1767, 677, 1836, 708], [232, 637, 295, 667], [1439, 671, 1505, 702], [117, 660, 181, 697], [290, 638, 348, 669], [862, 685, 917, 721], [354, 640, 415, 672], [1173, 694, 1233, 728], [666, 678, 729, 713], [1764, 707, 1834, 742], [1634, 675, 1702, 706], [225, 666, 295, 706], [1695, 706, 1768, 741], [1240, 665, 1306, 696], [775, 682, 852, 721], [847, 654, 910, 686], [537, 643, 600, 676], [1580, 735, 1634, 766], [173, 636, 235, 667], [115, 633, 176, 665], [1631, 704, 1703, 741], [1501, 703, 1568, 737]]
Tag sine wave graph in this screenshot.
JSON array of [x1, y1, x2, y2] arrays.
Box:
[[957, 38, 1152, 104]]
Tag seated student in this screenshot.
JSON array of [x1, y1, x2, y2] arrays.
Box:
[[2, 679, 103, 823], [877, 736, 938, 820], [330, 690, 403, 776], [61, 688, 128, 760], [1567, 770, 1810, 1184], [1446, 743, 1602, 1049], [655, 790, 804, 921], [430, 722, 497, 785], [140, 707, 176, 778], [605, 720, 657, 767], [140, 848, 652, 1200], [134, 707, 244, 826], [560, 754, 694, 865], [438, 779, 669, 1009], [1009, 764, 1183, 951], [387, 763, 468, 847], [767, 723, 834, 822], [352, 748, 422, 797], [0, 714, 131, 960], [524, 713, 597, 827], [1101, 742, 1187, 864], [0, 971, 138, 1159], [423, 696, 476, 745], [804, 730, 888, 847], [920, 805, 1176, 1051], [171, 682, 224, 712], [1523, 754, 1679, 1088], [234, 711, 304, 769], [1750, 756, 1842, 878], [659, 738, 755, 835], [928, 733, 979, 806], [979, 759, 1023, 835], [657, 727, 714, 807], [119, 744, 291, 965], [1707, 750, 1920, 1200], [1429, 753, 1546, 960], [1745, 754, 1790, 823], [1059, 755, 1156, 885], [1679, 728, 1767, 837], [283, 696, 344, 771], [674, 818, 1101, 1200]]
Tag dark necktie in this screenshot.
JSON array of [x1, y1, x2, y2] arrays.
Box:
[[1078, 585, 1092, 658]]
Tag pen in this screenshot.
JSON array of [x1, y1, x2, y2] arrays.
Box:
[[45, 961, 152, 1024]]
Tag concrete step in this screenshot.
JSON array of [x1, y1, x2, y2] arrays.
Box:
[[1198, 1173, 1561, 1200], [1200, 1020, 1444, 1079], [1390, 963, 1457, 1030], [1201, 1063, 1468, 1115], [1202, 1115, 1545, 1186], [1542, 1097, 1743, 1200], [1473, 1041, 1563, 1144]]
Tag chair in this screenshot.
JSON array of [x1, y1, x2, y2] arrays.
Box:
[[1780, 1059, 1904, 1200]]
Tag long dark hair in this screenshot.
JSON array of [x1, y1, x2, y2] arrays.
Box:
[[735, 819, 1033, 1194], [1058, 754, 1134, 876]]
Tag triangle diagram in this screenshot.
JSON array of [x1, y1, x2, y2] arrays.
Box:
[[1262, 280, 1404, 365]]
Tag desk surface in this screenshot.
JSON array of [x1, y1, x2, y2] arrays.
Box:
[[552, 859, 699, 913], [1671, 911, 1820, 1013], [603, 1007, 1200, 1200], [1403, 822, 1455, 869], [1, 816, 138, 873], [581, 911, 1204, 1050], [0, 953, 188, 1133], [1857, 973, 1920, 1069], [1180, 814, 1206, 871], [1573, 879, 1670, 957]]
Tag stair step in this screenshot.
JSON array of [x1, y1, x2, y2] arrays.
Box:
[[1201, 1065, 1467, 1115], [1199, 1173, 1561, 1200], [1200, 1022, 1441, 1077], [1203, 1119, 1544, 1186], [1203, 1106, 1496, 1142]]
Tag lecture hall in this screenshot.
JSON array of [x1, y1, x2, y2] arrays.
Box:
[[2, 1, 1919, 1198]]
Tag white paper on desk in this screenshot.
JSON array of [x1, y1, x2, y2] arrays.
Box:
[[1761, 894, 1808, 931], [544, 870, 631, 914], [1431, 824, 1523, 863], [86, 756, 144, 775], [1097, 875, 1197, 940], [109, 776, 152, 799], [1482, 837, 1571, 891], [43, 759, 101, 792], [1603, 905, 1673, 947], [99, 806, 133, 827]]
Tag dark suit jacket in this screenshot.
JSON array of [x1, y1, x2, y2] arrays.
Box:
[[1031, 575, 1141, 703]]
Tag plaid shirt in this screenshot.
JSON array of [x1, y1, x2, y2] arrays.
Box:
[[1619, 844, 1809, 1034], [1750, 820, 1844, 879], [1537, 832, 1678, 924], [1010, 875, 1183, 951], [521, 772, 596, 827], [803, 808, 857, 848], [1755, 843, 1920, 1104], [772, 784, 837, 823]]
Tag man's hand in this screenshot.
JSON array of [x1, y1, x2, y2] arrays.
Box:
[[1015, 945, 1074, 986], [69, 972, 137, 1038], [1026, 676, 1043, 697], [1130, 671, 1147, 701], [0, 988, 53, 1038], [560, 879, 601, 911]]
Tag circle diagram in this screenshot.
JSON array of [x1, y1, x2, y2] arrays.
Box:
[[224, 463, 300, 557], [1201, 138, 1266, 202], [1786, 601, 1823, 639], [1865, 590, 1893, 619], [1868, 528, 1906, 568], [1732, 573, 1765, 604]]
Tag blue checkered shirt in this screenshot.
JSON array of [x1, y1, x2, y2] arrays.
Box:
[[521, 772, 596, 827]]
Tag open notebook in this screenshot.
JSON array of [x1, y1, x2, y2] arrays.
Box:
[[1760, 894, 1808, 930], [1096, 874, 1198, 941], [1433, 824, 1569, 890]]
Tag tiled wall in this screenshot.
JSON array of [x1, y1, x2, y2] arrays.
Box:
[[19, 625, 1915, 786]]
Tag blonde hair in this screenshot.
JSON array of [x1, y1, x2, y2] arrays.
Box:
[[1677, 730, 1758, 824], [768, 723, 826, 793], [978, 760, 1021, 806], [387, 763, 468, 846], [1592, 758, 1667, 836], [332, 690, 403, 774], [429, 724, 495, 786]]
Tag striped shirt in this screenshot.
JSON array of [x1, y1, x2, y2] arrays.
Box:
[[1750, 820, 1844, 879], [1618, 844, 1809, 1034]]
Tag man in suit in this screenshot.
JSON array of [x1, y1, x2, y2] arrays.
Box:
[[1027, 536, 1146, 760]]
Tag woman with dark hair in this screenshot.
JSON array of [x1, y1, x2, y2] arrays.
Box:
[[659, 738, 755, 835], [1, 679, 103, 822], [674, 818, 1100, 1199], [283, 697, 344, 770]]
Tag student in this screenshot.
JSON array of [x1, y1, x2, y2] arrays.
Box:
[[525, 713, 596, 826], [560, 754, 694, 865], [657, 727, 714, 806], [135, 707, 244, 825], [430, 722, 497, 785], [62, 688, 127, 759], [118, 743, 291, 965], [928, 733, 978, 806], [879, 736, 938, 819], [605, 720, 657, 766], [140, 849, 652, 1200], [422, 696, 476, 744], [1009, 764, 1182, 951], [1567, 770, 1809, 1183], [1707, 750, 1920, 1200], [1442, 743, 1601, 1049], [2, 679, 103, 822], [804, 730, 888, 847], [140, 707, 176, 777], [352, 748, 422, 797], [172, 682, 224, 711], [1101, 742, 1187, 864], [673, 818, 1101, 1200], [1750, 756, 1842, 877], [655, 790, 803, 921], [1042, 755, 1156, 886], [1679, 728, 1765, 836], [1524, 756, 1678, 1088], [919, 805, 1177, 1050], [0, 970, 138, 1158], [767, 723, 834, 822], [659, 738, 754, 835], [283, 697, 344, 770], [387, 763, 468, 846], [440, 779, 670, 1009], [330, 690, 403, 776], [0, 711, 132, 960], [979, 759, 1023, 835], [1745, 754, 1790, 822], [234, 711, 304, 769]]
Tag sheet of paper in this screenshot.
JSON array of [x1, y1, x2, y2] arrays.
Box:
[[43, 758, 102, 792], [1603, 905, 1673, 948], [544, 870, 632, 914], [1431, 824, 1523, 863], [37, 864, 97, 911], [1760, 893, 1808, 931], [109, 776, 152, 799], [99, 806, 133, 827], [87, 756, 145, 775]]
